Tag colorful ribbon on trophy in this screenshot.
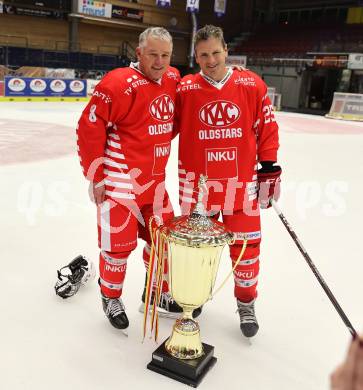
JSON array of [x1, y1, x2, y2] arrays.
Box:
[[211, 235, 248, 298], [150, 232, 162, 337], [142, 221, 157, 341], [142, 217, 167, 342]]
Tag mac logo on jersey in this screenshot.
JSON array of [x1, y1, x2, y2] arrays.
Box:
[[149, 94, 175, 122], [199, 100, 240, 127]]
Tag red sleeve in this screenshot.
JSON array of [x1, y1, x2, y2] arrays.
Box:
[[76, 73, 131, 183], [255, 81, 279, 162]]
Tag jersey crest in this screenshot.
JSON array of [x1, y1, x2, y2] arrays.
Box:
[[149, 94, 175, 122], [199, 100, 240, 127]]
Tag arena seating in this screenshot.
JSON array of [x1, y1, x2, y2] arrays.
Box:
[[229, 23, 363, 59], [0, 45, 131, 71]]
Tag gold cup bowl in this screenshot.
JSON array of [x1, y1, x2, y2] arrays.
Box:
[[162, 211, 234, 360]]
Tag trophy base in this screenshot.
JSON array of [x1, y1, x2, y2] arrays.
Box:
[[147, 339, 217, 388]]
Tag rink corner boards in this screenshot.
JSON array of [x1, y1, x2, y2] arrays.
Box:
[[0, 97, 89, 102]]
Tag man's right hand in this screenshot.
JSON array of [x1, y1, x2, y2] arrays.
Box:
[[89, 181, 105, 205]]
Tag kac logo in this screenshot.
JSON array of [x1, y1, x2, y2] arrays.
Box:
[[199, 100, 240, 127], [149, 94, 174, 122]]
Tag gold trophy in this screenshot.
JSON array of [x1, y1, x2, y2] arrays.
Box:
[[146, 176, 246, 387]]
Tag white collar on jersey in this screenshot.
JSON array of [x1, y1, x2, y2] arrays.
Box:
[[130, 62, 162, 85], [200, 67, 233, 90]]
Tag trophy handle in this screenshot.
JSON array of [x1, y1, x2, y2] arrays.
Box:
[[210, 237, 248, 299]]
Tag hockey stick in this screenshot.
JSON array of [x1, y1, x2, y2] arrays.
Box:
[[271, 199, 357, 338]]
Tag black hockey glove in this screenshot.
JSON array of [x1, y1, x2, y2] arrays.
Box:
[[257, 161, 282, 208]]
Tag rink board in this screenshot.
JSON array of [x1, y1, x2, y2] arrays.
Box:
[[0, 97, 89, 102]]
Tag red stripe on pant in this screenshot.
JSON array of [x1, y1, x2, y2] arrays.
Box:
[[99, 251, 130, 298], [142, 243, 169, 293], [230, 243, 260, 303]]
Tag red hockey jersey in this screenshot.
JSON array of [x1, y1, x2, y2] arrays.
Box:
[[77, 65, 180, 202], [176, 68, 279, 210]]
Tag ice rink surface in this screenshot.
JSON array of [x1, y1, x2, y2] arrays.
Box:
[[0, 102, 362, 390]]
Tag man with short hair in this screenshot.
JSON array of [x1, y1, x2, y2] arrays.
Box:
[[76, 27, 183, 330], [176, 25, 281, 337]]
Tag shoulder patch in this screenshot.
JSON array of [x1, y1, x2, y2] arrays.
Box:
[[178, 74, 201, 92], [166, 70, 179, 80], [234, 75, 257, 87]]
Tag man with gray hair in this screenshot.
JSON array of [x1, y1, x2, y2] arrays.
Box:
[[75, 27, 186, 331]]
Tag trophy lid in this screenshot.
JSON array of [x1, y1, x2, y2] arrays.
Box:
[[163, 175, 234, 248]]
